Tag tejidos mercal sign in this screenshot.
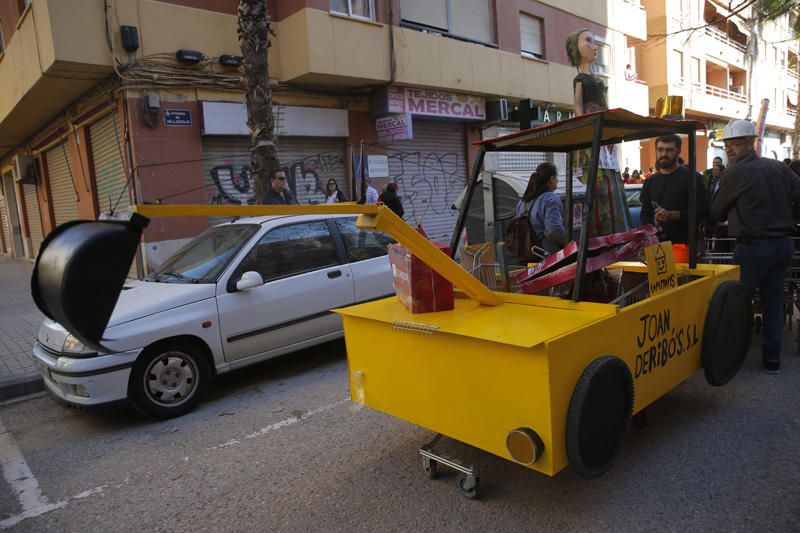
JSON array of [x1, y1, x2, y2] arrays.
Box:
[[385, 87, 485, 121]]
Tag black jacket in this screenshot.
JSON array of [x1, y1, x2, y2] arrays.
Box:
[[262, 187, 298, 205], [640, 166, 708, 244], [710, 151, 800, 238], [379, 190, 404, 218]]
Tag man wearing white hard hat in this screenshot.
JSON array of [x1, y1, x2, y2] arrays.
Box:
[[710, 118, 800, 374]]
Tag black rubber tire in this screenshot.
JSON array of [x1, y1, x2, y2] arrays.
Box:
[[701, 281, 753, 386], [566, 356, 634, 479], [128, 339, 211, 419]]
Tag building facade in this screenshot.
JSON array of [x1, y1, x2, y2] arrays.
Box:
[[640, 0, 798, 171], [0, 0, 715, 271]]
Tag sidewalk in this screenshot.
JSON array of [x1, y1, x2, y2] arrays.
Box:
[[0, 255, 45, 399]]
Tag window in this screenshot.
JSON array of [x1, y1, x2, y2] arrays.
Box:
[[237, 221, 339, 283], [399, 0, 494, 44], [520, 13, 544, 60], [335, 218, 394, 262], [595, 38, 611, 76], [331, 0, 373, 20], [672, 50, 684, 82], [690, 57, 701, 84]]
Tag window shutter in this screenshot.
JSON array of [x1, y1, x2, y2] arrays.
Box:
[[449, 0, 493, 43], [399, 0, 447, 31], [520, 14, 543, 58]]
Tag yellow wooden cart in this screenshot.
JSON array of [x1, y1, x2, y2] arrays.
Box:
[[31, 110, 752, 499]]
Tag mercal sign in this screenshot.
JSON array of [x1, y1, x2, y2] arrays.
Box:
[[386, 87, 485, 121]]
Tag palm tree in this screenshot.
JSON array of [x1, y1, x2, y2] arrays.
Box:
[[237, 0, 280, 202]]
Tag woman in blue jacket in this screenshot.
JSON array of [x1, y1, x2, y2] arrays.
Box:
[[515, 162, 568, 255]]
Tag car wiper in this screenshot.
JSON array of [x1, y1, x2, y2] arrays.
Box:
[[160, 271, 199, 283]]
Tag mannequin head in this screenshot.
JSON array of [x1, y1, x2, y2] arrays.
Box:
[[566, 29, 596, 68]]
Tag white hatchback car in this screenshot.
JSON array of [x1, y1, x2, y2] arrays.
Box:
[[32, 214, 395, 418]]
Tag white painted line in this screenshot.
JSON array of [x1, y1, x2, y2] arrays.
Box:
[[208, 398, 350, 452]]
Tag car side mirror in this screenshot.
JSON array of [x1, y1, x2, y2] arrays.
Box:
[[235, 271, 264, 291]]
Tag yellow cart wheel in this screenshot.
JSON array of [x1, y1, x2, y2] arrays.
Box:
[[701, 281, 753, 386], [566, 356, 634, 479]]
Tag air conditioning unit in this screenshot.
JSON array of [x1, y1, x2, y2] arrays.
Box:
[[486, 99, 509, 122], [14, 155, 36, 185]]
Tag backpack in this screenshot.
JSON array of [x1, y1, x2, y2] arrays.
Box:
[[505, 201, 538, 260]]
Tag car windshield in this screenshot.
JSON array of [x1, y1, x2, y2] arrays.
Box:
[[148, 224, 259, 283]]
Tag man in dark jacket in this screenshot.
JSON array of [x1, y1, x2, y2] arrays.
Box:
[[640, 134, 708, 244], [261, 169, 298, 205], [710, 119, 800, 374]]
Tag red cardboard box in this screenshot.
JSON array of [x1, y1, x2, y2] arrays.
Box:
[[388, 242, 455, 314]]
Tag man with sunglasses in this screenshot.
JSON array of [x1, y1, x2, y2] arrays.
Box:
[[710, 119, 800, 374], [261, 169, 299, 205]]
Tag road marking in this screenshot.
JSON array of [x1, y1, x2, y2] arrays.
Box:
[[0, 397, 352, 528], [208, 398, 350, 452], [0, 418, 65, 529]]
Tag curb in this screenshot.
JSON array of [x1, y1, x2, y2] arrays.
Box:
[[0, 373, 44, 401]]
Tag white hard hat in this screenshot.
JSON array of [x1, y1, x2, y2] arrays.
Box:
[[721, 119, 756, 140]]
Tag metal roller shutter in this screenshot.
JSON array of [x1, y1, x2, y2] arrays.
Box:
[[0, 197, 10, 254], [90, 113, 130, 214], [45, 144, 78, 226], [386, 119, 468, 243], [23, 184, 43, 258], [201, 136, 347, 222]]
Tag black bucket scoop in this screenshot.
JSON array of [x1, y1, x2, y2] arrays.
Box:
[[31, 214, 150, 352]]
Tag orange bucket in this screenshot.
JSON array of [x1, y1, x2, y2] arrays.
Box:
[[672, 243, 689, 263]]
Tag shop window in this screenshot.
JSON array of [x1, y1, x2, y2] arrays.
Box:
[[399, 0, 494, 45], [335, 218, 394, 262], [238, 221, 339, 282], [331, 0, 374, 20], [520, 13, 544, 60]]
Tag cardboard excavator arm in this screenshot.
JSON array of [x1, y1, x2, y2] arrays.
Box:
[[31, 203, 501, 352]]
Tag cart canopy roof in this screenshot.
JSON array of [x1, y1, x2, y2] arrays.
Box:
[[477, 109, 706, 153]]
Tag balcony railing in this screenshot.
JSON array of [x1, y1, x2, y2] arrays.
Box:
[[787, 68, 799, 80], [692, 82, 747, 103], [704, 26, 746, 54], [789, 108, 797, 118]]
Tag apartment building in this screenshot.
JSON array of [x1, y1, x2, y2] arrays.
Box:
[[640, 0, 798, 171], [0, 0, 649, 269]]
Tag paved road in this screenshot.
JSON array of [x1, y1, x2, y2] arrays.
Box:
[[1, 337, 799, 532]]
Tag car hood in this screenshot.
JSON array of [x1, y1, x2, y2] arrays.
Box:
[[107, 281, 216, 327]]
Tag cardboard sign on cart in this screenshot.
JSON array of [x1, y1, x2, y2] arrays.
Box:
[[644, 241, 677, 296]]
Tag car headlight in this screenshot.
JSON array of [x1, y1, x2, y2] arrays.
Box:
[[62, 335, 95, 356]]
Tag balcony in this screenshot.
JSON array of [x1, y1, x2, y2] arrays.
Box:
[[610, 0, 647, 42], [686, 82, 748, 118], [608, 78, 649, 115], [701, 26, 746, 69]]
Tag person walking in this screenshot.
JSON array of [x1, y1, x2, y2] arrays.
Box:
[[710, 119, 800, 374], [515, 162, 567, 255], [261, 169, 299, 205], [325, 179, 347, 203], [364, 178, 379, 205], [378, 182, 404, 218]]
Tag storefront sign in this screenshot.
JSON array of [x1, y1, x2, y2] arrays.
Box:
[[367, 155, 389, 178], [537, 106, 574, 124], [376, 114, 413, 142], [644, 241, 676, 296], [384, 87, 485, 121], [164, 109, 192, 127], [200, 102, 348, 137]]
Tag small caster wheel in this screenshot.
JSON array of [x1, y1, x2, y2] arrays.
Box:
[[422, 457, 438, 479], [458, 474, 479, 500], [754, 316, 763, 335]]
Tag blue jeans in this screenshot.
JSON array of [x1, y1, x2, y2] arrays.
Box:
[[733, 237, 794, 363]]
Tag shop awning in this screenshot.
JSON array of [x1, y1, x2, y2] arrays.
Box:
[[475, 108, 705, 153]]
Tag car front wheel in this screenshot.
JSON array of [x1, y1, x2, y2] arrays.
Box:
[[128, 340, 211, 419]]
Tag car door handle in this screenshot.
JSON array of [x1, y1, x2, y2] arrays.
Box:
[[327, 270, 342, 279]]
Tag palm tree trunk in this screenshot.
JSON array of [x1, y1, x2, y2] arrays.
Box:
[[238, 0, 280, 203]]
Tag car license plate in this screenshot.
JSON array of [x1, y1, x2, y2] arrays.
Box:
[[34, 358, 52, 380]]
